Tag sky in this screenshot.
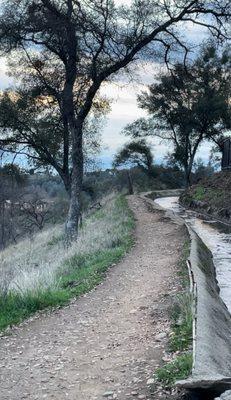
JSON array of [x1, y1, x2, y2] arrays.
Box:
[[0, 2, 214, 170], [98, 63, 213, 169], [96, 0, 214, 168]]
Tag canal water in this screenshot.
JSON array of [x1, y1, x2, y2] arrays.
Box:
[[154, 196, 231, 314]]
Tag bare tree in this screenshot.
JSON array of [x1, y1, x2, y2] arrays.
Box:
[[0, 0, 230, 240]]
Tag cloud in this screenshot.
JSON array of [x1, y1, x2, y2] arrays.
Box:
[[0, 58, 12, 88]]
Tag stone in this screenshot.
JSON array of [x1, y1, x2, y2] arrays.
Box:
[[215, 391, 231, 400], [155, 332, 167, 341], [103, 392, 114, 398], [147, 378, 155, 385]]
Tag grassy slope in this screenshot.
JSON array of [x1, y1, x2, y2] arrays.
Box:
[[180, 172, 231, 223], [0, 195, 135, 331]]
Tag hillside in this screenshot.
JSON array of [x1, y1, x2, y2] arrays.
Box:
[[180, 172, 231, 224]]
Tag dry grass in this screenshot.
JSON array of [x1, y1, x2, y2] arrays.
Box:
[[0, 195, 135, 330], [0, 194, 133, 296]]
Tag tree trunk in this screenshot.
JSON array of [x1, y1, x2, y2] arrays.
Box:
[[184, 166, 191, 188], [127, 170, 134, 195], [65, 120, 84, 243], [61, 172, 71, 198]]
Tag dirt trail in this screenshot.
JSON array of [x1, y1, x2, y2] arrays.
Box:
[[0, 196, 185, 400]]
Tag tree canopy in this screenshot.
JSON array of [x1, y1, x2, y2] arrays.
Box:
[[0, 0, 230, 237], [123, 45, 231, 186], [0, 85, 109, 193], [113, 139, 154, 176]]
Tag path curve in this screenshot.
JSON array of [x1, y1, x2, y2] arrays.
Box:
[[0, 196, 185, 400]]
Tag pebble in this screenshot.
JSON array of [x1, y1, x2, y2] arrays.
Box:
[[103, 392, 114, 397], [155, 332, 167, 341]]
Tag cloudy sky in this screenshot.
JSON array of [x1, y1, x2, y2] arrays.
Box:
[[98, 64, 212, 169], [0, 1, 214, 169], [95, 0, 213, 168]]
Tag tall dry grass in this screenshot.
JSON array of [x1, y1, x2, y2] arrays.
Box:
[[0, 194, 134, 298]]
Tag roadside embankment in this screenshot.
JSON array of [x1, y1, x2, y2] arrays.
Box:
[[180, 172, 231, 225]]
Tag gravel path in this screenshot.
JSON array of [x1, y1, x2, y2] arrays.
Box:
[[0, 195, 185, 400]]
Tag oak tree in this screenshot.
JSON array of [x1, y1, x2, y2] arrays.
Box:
[[124, 45, 231, 186], [0, 0, 230, 238]]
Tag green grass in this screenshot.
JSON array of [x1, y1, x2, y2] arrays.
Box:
[[0, 290, 70, 330], [194, 186, 205, 201], [169, 239, 193, 352], [169, 292, 193, 352], [168, 239, 193, 352], [0, 195, 135, 331], [177, 239, 190, 288], [153, 238, 193, 390], [60, 247, 130, 295], [154, 353, 193, 389]]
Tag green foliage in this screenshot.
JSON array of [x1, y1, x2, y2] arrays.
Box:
[[194, 186, 205, 201], [113, 139, 154, 176], [124, 45, 231, 186], [155, 353, 193, 388]]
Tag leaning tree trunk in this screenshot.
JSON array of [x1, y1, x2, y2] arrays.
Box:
[[184, 166, 192, 188], [65, 121, 84, 243]]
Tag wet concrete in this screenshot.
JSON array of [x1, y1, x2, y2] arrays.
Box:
[[151, 195, 231, 399], [154, 196, 231, 314]]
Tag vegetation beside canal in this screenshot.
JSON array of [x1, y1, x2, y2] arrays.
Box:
[[180, 172, 231, 224], [153, 239, 193, 392]]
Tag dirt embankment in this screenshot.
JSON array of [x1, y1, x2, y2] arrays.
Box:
[[180, 172, 231, 224]]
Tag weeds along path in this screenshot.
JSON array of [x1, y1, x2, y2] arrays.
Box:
[[0, 196, 185, 400]]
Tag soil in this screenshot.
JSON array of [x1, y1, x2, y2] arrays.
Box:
[[0, 195, 186, 400], [180, 172, 231, 224]]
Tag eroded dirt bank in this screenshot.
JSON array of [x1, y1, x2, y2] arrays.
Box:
[[0, 196, 186, 400], [180, 171, 231, 224]]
